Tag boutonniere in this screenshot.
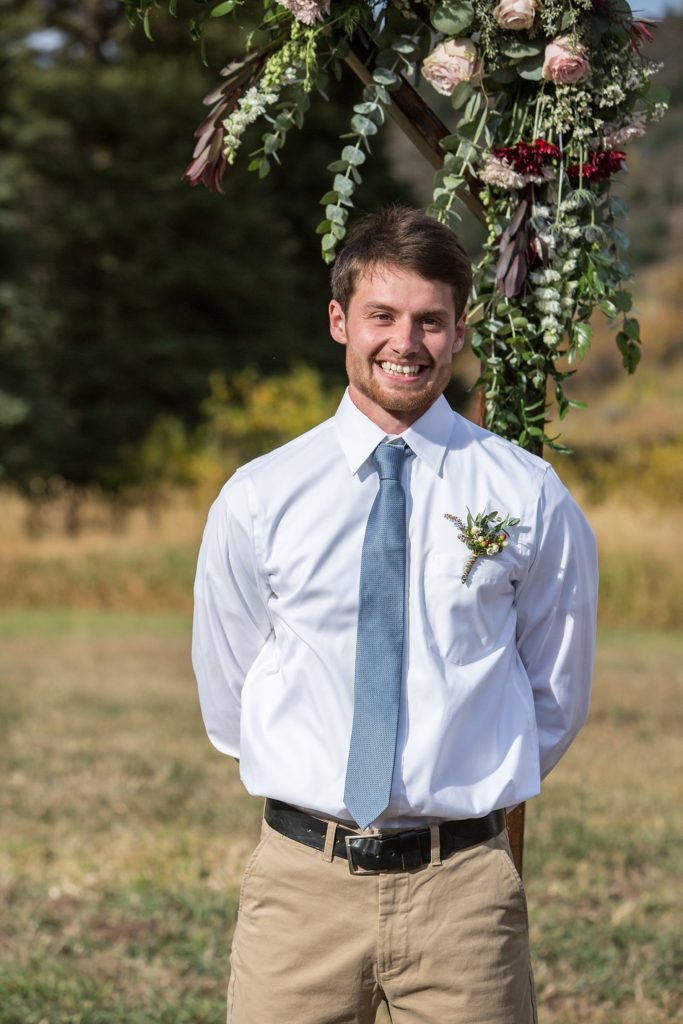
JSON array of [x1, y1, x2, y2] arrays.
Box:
[[444, 508, 520, 583]]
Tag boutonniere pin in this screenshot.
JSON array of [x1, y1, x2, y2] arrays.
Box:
[[444, 508, 520, 583]]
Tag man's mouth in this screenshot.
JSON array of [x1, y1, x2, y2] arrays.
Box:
[[377, 361, 426, 379]]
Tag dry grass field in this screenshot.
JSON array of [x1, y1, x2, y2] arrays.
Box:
[[1, 610, 682, 1024], [1, 484, 682, 632], [1, 427, 682, 1024]]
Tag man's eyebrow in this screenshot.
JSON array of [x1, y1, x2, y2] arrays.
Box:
[[360, 302, 451, 317]]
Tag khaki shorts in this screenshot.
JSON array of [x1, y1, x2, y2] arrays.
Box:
[[228, 814, 537, 1024]]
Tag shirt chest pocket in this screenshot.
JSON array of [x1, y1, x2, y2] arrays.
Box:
[[421, 553, 516, 667]]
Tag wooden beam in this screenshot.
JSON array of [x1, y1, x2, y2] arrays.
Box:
[[345, 39, 487, 226]]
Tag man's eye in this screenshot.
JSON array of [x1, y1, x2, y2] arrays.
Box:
[[374, 313, 392, 321]]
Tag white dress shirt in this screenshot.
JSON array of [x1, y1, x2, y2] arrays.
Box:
[[192, 390, 598, 828]]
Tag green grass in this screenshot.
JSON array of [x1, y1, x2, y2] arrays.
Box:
[[1, 613, 682, 1023]]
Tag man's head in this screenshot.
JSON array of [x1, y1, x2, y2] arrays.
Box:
[[328, 206, 473, 433]]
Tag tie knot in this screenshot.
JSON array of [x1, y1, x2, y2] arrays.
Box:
[[373, 441, 410, 481]]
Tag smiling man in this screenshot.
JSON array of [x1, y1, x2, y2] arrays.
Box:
[[192, 206, 598, 1024]]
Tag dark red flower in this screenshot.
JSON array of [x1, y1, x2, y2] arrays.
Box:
[[491, 138, 561, 177], [531, 138, 562, 160], [567, 149, 626, 182]]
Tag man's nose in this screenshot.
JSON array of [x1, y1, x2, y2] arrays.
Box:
[[390, 318, 421, 354]]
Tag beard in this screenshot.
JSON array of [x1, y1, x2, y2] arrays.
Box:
[[345, 346, 453, 416]]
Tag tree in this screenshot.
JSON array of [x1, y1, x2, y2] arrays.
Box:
[[0, 0, 415, 492]]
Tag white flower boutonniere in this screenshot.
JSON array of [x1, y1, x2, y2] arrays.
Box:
[[444, 508, 520, 583]]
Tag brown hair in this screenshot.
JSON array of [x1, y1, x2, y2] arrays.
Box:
[[330, 205, 472, 319]]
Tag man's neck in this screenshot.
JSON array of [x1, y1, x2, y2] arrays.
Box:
[[347, 386, 440, 435]]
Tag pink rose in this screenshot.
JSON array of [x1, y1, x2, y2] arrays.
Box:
[[542, 36, 591, 85], [278, 0, 330, 25], [493, 0, 536, 31], [422, 38, 481, 96]]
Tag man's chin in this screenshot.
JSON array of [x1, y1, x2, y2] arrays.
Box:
[[365, 379, 437, 414]]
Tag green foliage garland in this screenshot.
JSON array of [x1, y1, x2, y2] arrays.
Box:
[[123, 0, 669, 450]]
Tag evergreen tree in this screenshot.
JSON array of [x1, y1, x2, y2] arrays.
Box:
[[0, 0, 415, 492]]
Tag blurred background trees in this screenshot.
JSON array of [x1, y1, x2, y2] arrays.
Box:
[[0, 0, 682, 513], [0, 0, 416, 499]]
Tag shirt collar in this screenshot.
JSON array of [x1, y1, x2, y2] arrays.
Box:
[[334, 388, 455, 476]]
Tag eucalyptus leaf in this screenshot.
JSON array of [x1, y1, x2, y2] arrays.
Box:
[[350, 114, 378, 136], [354, 101, 379, 116], [439, 134, 461, 152], [372, 67, 400, 88], [341, 145, 366, 166], [333, 174, 354, 197], [391, 36, 418, 55], [500, 38, 545, 60], [431, 0, 474, 36], [326, 205, 347, 225], [451, 82, 472, 110], [462, 91, 483, 122], [516, 55, 544, 81], [432, 190, 452, 209]]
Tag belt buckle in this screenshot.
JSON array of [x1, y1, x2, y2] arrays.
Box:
[[344, 834, 382, 875]]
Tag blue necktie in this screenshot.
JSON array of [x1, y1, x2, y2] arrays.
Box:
[[344, 441, 411, 830]]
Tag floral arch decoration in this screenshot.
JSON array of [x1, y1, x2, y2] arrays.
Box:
[[126, 0, 668, 451]]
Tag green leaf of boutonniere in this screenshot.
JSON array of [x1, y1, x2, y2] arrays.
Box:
[[444, 508, 520, 583]]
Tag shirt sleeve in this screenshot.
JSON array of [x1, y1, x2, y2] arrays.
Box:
[[515, 465, 598, 780], [191, 472, 272, 758]]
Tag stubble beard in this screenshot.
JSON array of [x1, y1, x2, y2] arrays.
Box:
[[346, 348, 452, 416]]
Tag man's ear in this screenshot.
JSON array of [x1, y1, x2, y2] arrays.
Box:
[[329, 300, 347, 346], [452, 312, 467, 355]]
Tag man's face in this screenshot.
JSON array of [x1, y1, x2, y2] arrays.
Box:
[[329, 263, 466, 431]]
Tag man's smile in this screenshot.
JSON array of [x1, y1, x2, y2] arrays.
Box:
[[376, 360, 427, 382]]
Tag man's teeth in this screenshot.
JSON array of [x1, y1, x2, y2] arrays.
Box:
[[380, 362, 421, 375]]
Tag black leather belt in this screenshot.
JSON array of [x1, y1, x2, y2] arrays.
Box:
[[264, 799, 506, 874]]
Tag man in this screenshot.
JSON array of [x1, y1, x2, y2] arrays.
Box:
[[192, 206, 598, 1024]]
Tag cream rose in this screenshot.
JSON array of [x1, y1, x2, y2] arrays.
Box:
[[493, 0, 536, 31], [422, 38, 481, 96], [542, 36, 591, 85]]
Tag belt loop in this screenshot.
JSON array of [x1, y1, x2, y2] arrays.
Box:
[[429, 824, 442, 866], [322, 820, 337, 862]]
